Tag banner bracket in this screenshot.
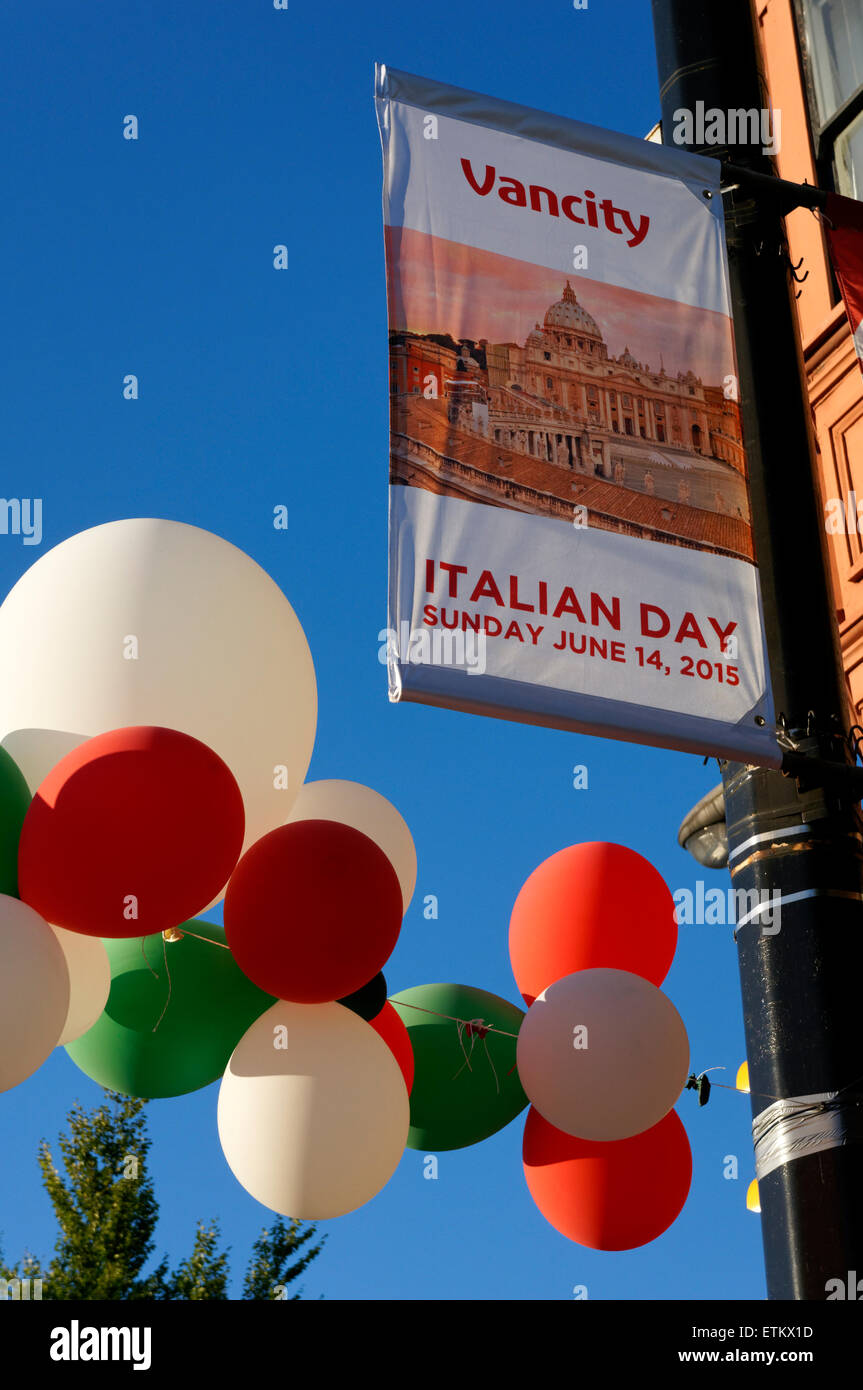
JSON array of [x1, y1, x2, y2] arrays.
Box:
[[719, 160, 828, 215]]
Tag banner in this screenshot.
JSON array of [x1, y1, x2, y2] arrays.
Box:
[[825, 191, 863, 375], [376, 65, 778, 765]]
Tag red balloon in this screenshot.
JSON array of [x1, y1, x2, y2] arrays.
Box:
[[18, 726, 245, 939], [523, 1106, 691, 1250], [370, 1001, 414, 1094], [509, 842, 677, 1005], [224, 819, 403, 1003]]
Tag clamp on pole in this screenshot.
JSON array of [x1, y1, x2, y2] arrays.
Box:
[[718, 161, 828, 215]]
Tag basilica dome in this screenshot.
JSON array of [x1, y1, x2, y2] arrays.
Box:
[[543, 282, 602, 339]]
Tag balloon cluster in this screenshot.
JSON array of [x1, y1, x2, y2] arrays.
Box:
[[0, 519, 421, 1219], [217, 785, 419, 1219], [0, 518, 694, 1245], [510, 843, 693, 1250]]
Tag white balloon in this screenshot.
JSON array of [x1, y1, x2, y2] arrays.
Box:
[[0, 520, 317, 862], [218, 1001, 409, 1218], [0, 895, 70, 1092], [286, 779, 417, 912], [516, 969, 689, 1141], [51, 926, 111, 1044]]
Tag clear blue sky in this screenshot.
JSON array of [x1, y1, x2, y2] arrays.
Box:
[[1, 0, 765, 1300]]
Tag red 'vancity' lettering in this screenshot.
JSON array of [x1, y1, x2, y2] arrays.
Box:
[[459, 157, 650, 248]]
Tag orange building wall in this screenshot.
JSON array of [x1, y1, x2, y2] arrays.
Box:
[[757, 0, 863, 723]]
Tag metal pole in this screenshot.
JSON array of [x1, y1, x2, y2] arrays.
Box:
[[651, 0, 863, 1299]]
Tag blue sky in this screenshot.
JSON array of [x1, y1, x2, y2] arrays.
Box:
[[1, 0, 765, 1299]]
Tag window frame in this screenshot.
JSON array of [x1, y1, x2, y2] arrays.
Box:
[[791, 0, 863, 193]]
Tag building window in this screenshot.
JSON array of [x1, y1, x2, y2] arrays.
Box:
[[546, 376, 554, 390], [624, 419, 634, 435], [657, 422, 666, 442], [836, 112, 863, 196], [794, 0, 863, 197], [622, 394, 632, 409], [544, 351, 551, 360]]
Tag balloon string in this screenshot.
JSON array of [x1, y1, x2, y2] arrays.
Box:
[[449, 1020, 502, 1095], [452, 1022, 477, 1079], [135, 927, 228, 1034], [140, 937, 160, 979], [390, 998, 520, 1040], [151, 934, 173, 1034], [708, 1079, 787, 1104], [482, 1035, 501, 1095], [701, 1072, 863, 1105], [170, 926, 231, 950]]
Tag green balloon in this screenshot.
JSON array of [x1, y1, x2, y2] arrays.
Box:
[[0, 745, 32, 897], [391, 983, 527, 1151], [65, 920, 275, 1098]]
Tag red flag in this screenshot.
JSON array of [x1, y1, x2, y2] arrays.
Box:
[[826, 192, 863, 373]]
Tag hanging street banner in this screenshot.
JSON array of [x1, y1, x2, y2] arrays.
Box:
[[375, 64, 778, 765]]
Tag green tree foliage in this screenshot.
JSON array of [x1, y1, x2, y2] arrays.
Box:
[[243, 1218, 326, 1300], [157, 1222, 230, 1301], [0, 1090, 324, 1300]]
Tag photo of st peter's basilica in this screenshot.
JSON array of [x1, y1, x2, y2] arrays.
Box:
[[389, 281, 753, 564]]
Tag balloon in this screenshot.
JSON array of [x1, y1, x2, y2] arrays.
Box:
[[286, 780, 417, 912], [523, 1106, 692, 1249], [516, 969, 689, 1141], [509, 842, 677, 1005], [19, 726, 245, 938], [218, 1001, 409, 1218], [371, 1001, 414, 1093], [52, 927, 111, 1044], [65, 920, 275, 1098], [338, 972, 387, 1022], [390, 984, 528, 1150], [0, 519, 317, 859], [0, 744, 30, 897], [0, 895, 69, 1092], [2, 729, 81, 787], [224, 820, 403, 1003]]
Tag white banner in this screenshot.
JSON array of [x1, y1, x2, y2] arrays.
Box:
[[376, 64, 778, 765]]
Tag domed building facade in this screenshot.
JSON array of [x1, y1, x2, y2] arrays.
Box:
[[542, 281, 606, 347], [389, 280, 753, 561], [484, 281, 745, 497]]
